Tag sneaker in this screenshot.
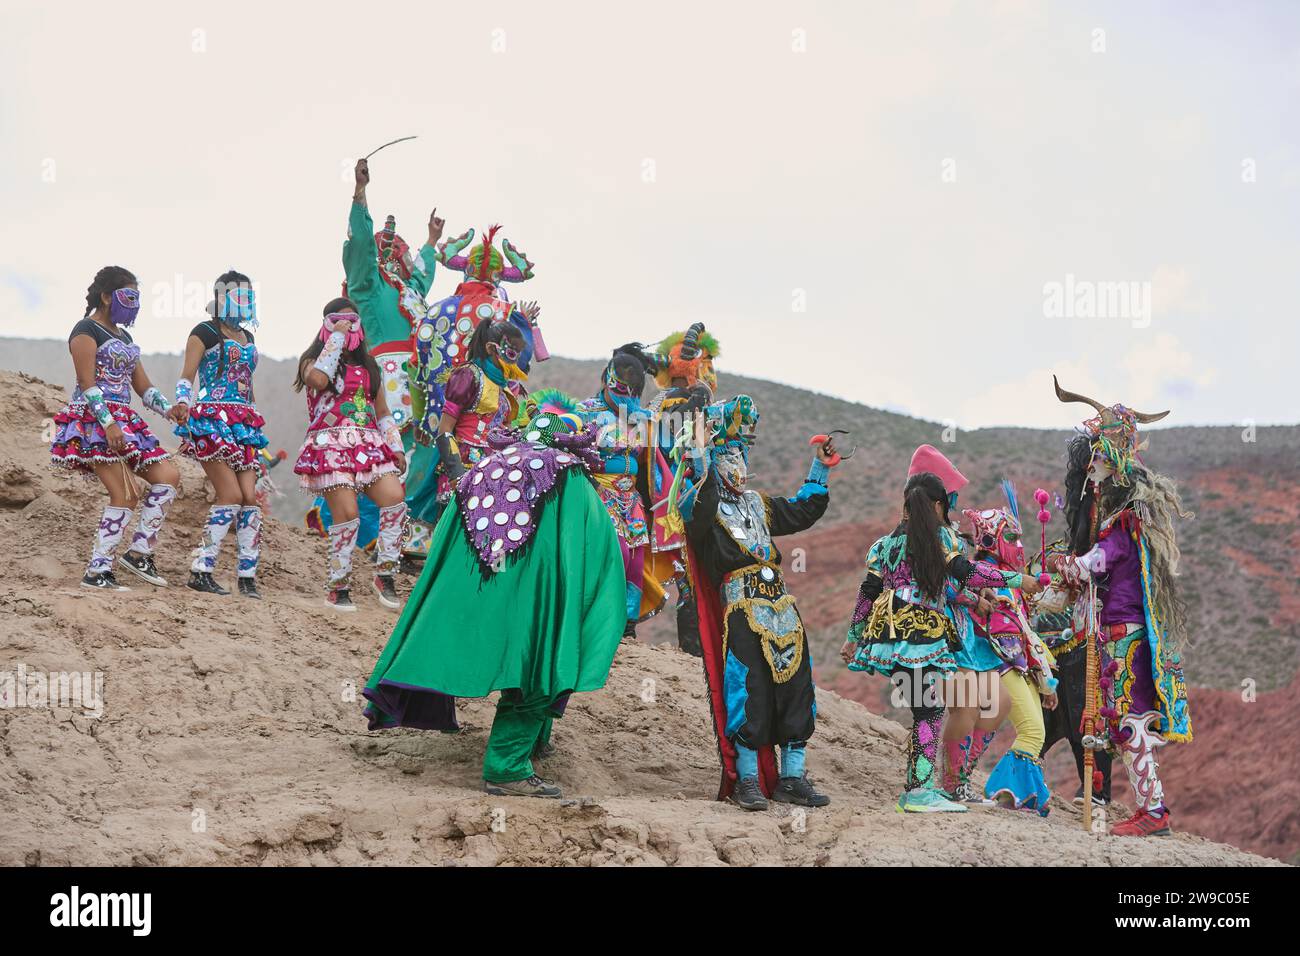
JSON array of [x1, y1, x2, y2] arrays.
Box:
[[237, 577, 261, 599], [483, 774, 562, 798], [325, 588, 356, 612], [187, 571, 230, 596], [1072, 785, 1110, 807], [730, 776, 769, 811], [1110, 807, 1172, 837], [81, 571, 130, 591], [897, 788, 968, 813], [119, 551, 167, 586], [953, 781, 994, 806], [371, 574, 401, 610], [398, 555, 424, 576], [771, 774, 830, 808]]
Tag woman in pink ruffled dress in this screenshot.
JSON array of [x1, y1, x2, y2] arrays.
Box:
[[293, 298, 408, 612]]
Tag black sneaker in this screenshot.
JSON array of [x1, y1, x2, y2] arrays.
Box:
[[371, 574, 401, 610], [187, 571, 230, 596], [1072, 785, 1110, 807], [326, 588, 356, 612], [621, 620, 638, 643], [483, 774, 562, 798], [398, 555, 424, 576], [731, 777, 769, 812], [81, 571, 130, 591], [237, 577, 261, 599], [119, 551, 168, 586], [772, 774, 831, 808]]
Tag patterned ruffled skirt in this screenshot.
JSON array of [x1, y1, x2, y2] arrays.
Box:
[[294, 425, 399, 493], [176, 401, 268, 471], [50, 401, 170, 475]]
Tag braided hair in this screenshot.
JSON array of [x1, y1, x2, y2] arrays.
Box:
[[83, 266, 137, 318]]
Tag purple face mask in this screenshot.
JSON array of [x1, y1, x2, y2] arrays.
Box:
[[108, 287, 141, 327]]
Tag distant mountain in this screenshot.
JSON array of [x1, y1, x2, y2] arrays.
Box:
[[6, 336, 1298, 693]]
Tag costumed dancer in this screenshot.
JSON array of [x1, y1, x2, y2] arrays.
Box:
[[683, 397, 835, 811], [404, 220, 546, 560], [363, 404, 626, 798], [1045, 378, 1192, 837], [51, 266, 184, 590], [293, 299, 408, 611], [896, 446, 1007, 804], [1034, 535, 1118, 806], [645, 323, 721, 658], [172, 271, 269, 597], [421, 319, 531, 518], [307, 158, 443, 559], [962, 484, 1060, 815], [841, 470, 1042, 813], [576, 344, 679, 638]]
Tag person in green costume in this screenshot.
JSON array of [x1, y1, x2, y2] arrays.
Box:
[[308, 158, 445, 556], [363, 401, 627, 798]]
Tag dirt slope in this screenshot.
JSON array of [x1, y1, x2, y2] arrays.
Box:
[[0, 371, 1281, 866]]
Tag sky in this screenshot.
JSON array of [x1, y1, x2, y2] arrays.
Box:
[[1, 0, 1297, 430]]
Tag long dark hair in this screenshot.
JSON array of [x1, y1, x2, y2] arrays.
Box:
[[467, 318, 526, 363], [903, 472, 950, 601], [83, 265, 137, 318], [1063, 433, 1096, 556], [293, 297, 379, 398]]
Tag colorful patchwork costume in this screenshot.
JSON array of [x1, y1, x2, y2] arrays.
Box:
[[848, 470, 1028, 813], [404, 224, 547, 558], [363, 406, 625, 797], [1047, 377, 1192, 838], [684, 396, 833, 810]]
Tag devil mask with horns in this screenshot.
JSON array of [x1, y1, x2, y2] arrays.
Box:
[[1053, 376, 1169, 487], [436, 224, 534, 286]]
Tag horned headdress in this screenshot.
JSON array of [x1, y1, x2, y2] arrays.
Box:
[[1053, 375, 1169, 485], [436, 224, 534, 284]]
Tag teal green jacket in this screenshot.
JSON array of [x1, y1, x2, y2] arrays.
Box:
[[342, 201, 438, 349]]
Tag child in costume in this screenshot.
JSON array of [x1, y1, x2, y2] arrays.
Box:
[[961, 485, 1059, 815], [51, 266, 184, 590], [172, 270, 268, 598], [364, 403, 626, 799], [842, 471, 1042, 813], [1045, 378, 1192, 837], [293, 299, 408, 611], [683, 397, 835, 811]]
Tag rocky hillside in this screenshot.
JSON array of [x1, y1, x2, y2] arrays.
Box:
[[0, 370, 1282, 866]]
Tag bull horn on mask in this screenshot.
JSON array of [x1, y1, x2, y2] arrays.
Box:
[[679, 322, 706, 362], [1053, 375, 1111, 421]]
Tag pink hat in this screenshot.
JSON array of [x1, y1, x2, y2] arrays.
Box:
[[908, 444, 968, 493]]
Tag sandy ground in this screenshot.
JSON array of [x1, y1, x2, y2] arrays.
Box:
[[0, 371, 1282, 866]]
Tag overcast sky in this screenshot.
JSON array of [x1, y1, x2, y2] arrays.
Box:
[[2, 0, 1297, 429]]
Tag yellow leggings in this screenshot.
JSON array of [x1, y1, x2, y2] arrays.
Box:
[[999, 670, 1044, 757]]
